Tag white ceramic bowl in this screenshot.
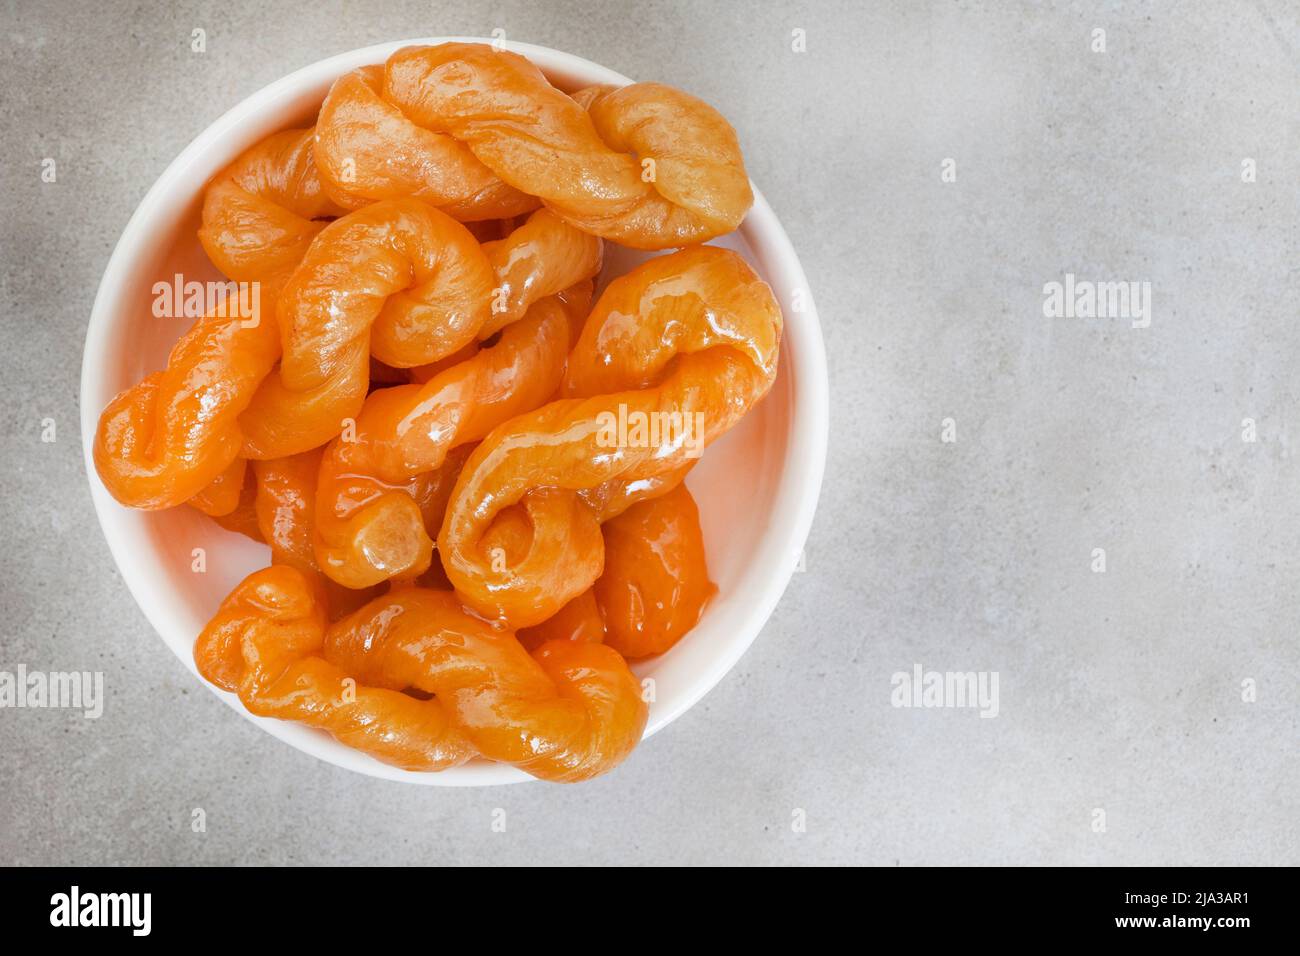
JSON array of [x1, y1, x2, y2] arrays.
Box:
[[80, 37, 828, 785]]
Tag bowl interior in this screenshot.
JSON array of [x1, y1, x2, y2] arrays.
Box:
[[80, 38, 826, 785]]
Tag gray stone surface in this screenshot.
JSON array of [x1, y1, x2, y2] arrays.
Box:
[[1, 0, 1296, 865]]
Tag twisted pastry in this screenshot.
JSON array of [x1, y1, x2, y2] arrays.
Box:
[[95, 130, 341, 509], [324, 588, 647, 782], [198, 127, 346, 284], [93, 293, 281, 509], [596, 482, 714, 658], [478, 209, 602, 338], [383, 43, 753, 249], [314, 280, 597, 589], [516, 483, 712, 657], [195, 566, 473, 771], [239, 200, 600, 460], [234, 197, 488, 459], [316, 439, 474, 589], [438, 245, 782, 627], [315, 65, 538, 220]]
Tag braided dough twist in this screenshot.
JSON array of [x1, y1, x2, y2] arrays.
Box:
[[323, 586, 647, 782], [92, 133, 330, 508], [196, 565, 647, 781], [194, 565, 474, 771], [438, 245, 781, 627], [382, 43, 753, 249], [95, 128, 338, 508], [314, 65, 538, 221]]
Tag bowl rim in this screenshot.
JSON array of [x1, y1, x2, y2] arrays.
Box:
[[79, 36, 829, 786]]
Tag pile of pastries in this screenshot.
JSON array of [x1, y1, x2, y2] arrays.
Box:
[[95, 43, 782, 782]]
